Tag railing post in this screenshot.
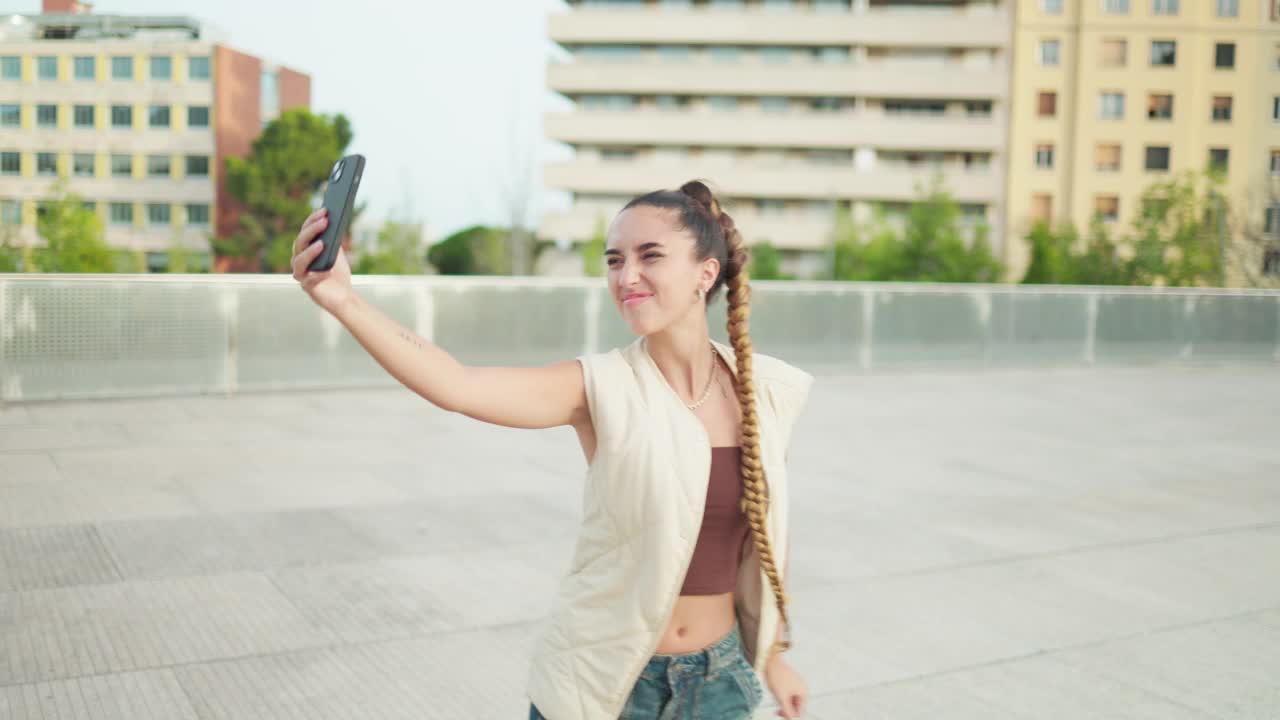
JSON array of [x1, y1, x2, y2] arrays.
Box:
[[221, 284, 239, 396], [860, 286, 874, 372], [1181, 296, 1195, 360], [413, 281, 435, 343], [1084, 292, 1099, 365]]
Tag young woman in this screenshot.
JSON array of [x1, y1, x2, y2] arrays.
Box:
[[291, 180, 811, 720]]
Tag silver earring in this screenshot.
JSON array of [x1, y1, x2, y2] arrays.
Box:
[[696, 287, 705, 300]]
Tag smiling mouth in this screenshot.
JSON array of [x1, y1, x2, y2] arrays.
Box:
[[622, 294, 652, 306]]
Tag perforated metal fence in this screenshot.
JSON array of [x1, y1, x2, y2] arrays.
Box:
[[1, 274, 1277, 402]]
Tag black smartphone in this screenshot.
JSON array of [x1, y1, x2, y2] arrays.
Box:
[[308, 153, 365, 272]]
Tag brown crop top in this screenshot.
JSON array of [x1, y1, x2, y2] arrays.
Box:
[[680, 446, 751, 596]]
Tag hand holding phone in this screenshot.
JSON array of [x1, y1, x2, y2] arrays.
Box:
[[308, 154, 365, 272]]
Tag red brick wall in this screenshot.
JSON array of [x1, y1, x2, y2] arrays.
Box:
[[277, 67, 311, 112], [212, 45, 263, 272], [42, 0, 83, 12]]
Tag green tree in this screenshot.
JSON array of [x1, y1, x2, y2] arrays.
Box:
[[213, 109, 354, 273], [831, 179, 1004, 282], [749, 240, 791, 280], [427, 225, 511, 275], [353, 221, 428, 275], [1020, 221, 1074, 284], [581, 215, 607, 277], [1130, 169, 1226, 287], [30, 184, 115, 273], [0, 223, 21, 272]]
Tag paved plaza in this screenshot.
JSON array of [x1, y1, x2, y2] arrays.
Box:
[[1, 363, 1277, 718]]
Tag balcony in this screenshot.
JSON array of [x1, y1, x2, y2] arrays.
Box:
[[544, 110, 1004, 152], [547, 59, 1006, 99], [549, 5, 1011, 49], [543, 158, 1003, 205]]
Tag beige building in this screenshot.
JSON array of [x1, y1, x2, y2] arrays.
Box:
[[1006, 0, 1280, 283], [0, 0, 309, 272], [542, 0, 1014, 278]]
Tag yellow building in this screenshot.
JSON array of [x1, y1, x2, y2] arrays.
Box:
[[1006, 0, 1280, 284]]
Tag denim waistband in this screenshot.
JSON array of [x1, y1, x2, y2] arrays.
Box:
[[643, 620, 743, 677]]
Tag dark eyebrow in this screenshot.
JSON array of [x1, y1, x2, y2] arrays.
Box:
[[604, 242, 665, 257]]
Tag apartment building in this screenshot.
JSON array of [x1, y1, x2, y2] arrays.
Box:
[[0, 0, 310, 272], [541, 0, 1014, 278], [1006, 0, 1280, 283]]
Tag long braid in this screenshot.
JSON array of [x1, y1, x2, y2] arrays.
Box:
[[718, 209, 792, 663]]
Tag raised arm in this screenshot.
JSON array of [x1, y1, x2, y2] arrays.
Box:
[[291, 207, 587, 430]]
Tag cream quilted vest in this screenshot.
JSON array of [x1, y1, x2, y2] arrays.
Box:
[[525, 336, 813, 719]]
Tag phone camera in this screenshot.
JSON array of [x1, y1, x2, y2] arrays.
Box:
[[330, 160, 344, 183]]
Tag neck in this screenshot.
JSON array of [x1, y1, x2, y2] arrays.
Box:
[[645, 315, 715, 405]]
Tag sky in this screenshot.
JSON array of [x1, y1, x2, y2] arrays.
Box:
[[3, 0, 574, 240]]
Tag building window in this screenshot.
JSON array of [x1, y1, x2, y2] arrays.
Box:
[[149, 105, 170, 128], [760, 96, 789, 113], [811, 47, 850, 64], [1102, 0, 1129, 14], [1147, 93, 1172, 120], [37, 152, 57, 176], [657, 45, 692, 62], [759, 47, 793, 64], [1215, 43, 1235, 69], [0, 152, 20, 175], [709, 46, 741, 63], [185, 203, 210, 225], [109, 202, 133, 225], [577, 45, 644, 63], [147, 203, 171, 225], [0, 104, 18, 127], [36, 104, 57, 128], [1150, 41, 1176, 67], [1031, 194, 1053, 222], [580, 94, 635, 111], [1034, 143, 1055, 169], [185, 155, 209, 176], [1095, 195, 1120, 222], [74, 104, 94, 128], [37, 56, 57, 81], [1145, 145, 1171, 171], [1264, 248, 1280, 275], [965, 101, 993, 117], [1152, 0, 1178, 15], [1267, 206, 1280, 235], [1271, 149, 1280, 175], [188, 56, 211, 80], [187, 105, 210, 127], [111, 104, 132, 128], [809, 97, 851, 112], [0, 199, 19, 225], [1038, 91, 1057, 117], [1213, 95, 1233, 122], [1096, 143, 1122, 171], [72, 153, 95, 177], [111, 154, 132, 177], [708, 95, 739, 111], [147, 155, 171, 177], [73, 55, 95, 80], [1099, 91, 1125, 119], [1216, 0, 1238, 16], [111, 55, 133, 80], [600, 147, 636, 162], [0, 56, 19, 80], [1273, 96, 1280, 122], [1101, 38, 1127, 67], [655, 95, 691, 110], [1208, 147, 1229, 171], [150, 55, 172, 81], [1042, 0, 1063, 13], [1038, 39, 1061, 66]]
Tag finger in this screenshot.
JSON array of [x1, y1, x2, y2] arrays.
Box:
[[293, 216, 329, 254], [292, 240, 325, 280]]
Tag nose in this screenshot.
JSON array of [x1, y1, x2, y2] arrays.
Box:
[[619, 258, 641, 288]]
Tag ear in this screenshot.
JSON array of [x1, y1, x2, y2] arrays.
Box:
[[699, 256, 720, 291]]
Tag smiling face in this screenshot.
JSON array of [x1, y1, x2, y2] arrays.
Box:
[[606, 205, 720, 337]]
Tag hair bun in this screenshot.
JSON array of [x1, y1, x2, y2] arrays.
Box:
[[678, 180, 721, 220]]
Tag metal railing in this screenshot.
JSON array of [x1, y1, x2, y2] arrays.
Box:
[[1, 274, 1277, 403]]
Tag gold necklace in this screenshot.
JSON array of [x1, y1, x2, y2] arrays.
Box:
[[686, 343, 717, 410]]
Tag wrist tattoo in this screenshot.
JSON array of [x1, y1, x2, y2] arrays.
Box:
[[397, 329, 427, 351]]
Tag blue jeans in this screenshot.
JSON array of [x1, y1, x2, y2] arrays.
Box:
[[529, 620, 764, 719]]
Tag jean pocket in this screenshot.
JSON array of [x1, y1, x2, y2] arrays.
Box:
[[727, 656, 764, 709]]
